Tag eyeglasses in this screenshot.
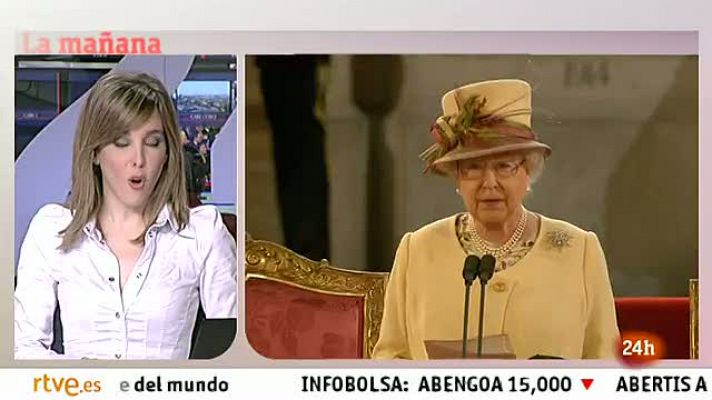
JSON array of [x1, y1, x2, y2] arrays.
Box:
[[458, 159, 525, 180]]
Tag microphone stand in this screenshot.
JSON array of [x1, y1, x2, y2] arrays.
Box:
[[461, 255, 480, 359], [476, 280, 487, 358], [462, 278, 474, 358], [476, 255, 496, 359]]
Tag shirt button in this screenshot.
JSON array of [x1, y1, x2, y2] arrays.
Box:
[[115, 354, 122, 359], [492, 282, 507, 293], [108, 277, 115, 282], [115, 312, 121, 319]]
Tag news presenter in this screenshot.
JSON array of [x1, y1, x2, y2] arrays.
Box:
[[14, 72, 237, 359], [371, 79, 619, 360]]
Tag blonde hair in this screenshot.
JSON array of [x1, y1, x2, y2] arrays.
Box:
[[59, 71, 188, 251]]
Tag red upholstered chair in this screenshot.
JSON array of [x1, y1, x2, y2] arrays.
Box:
[[245, 239, 388, 359], [614, 297, 691, 359]]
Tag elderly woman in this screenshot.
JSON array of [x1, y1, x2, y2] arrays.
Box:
[[372, 79, 619, 360], [14, 72, 236, 359]]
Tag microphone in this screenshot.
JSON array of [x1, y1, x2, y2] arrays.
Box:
[[479, 254, 496, 284], [476, 254, 496, 358], [461, 255, 480, 358], [462, 255, 480, 284]]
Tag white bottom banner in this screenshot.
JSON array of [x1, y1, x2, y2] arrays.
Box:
[[3, 368, 711, 399]]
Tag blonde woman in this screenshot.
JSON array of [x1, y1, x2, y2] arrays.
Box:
[[14, 72, 237, 360]]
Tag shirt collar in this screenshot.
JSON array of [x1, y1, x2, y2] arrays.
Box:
[[154, 205, 179, 232], [82, 217, 102, 242], [82, 205, 184, 240]]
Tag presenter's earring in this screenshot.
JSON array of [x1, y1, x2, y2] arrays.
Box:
[[456, 188, 461, 195]]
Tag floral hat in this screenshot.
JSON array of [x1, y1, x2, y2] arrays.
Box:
[[420, 79, 551, 175]]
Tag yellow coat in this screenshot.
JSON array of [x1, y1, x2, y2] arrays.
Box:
[[372, 214, 620, 360]]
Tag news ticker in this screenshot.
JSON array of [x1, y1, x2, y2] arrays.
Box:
[[3, 368, 712, 399]]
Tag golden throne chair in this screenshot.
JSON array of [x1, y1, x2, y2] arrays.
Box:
[[245, 239, 389, 359], [690, 278, 699, 359]]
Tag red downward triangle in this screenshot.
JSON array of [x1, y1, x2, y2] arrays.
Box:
[[581, 379, 594, 390]]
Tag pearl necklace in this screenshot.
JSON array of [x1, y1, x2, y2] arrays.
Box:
[[469, 209, 527, 260]]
